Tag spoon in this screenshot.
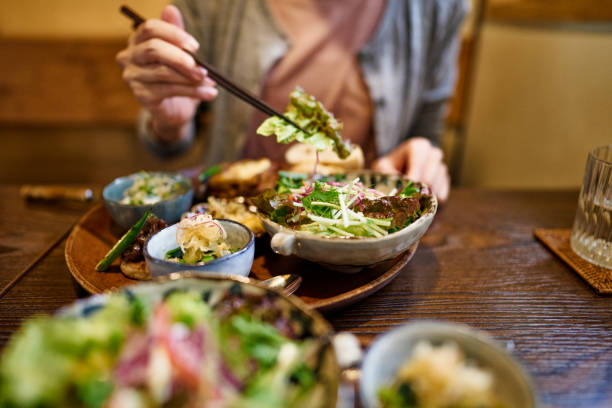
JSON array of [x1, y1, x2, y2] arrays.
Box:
[[260, 274, 302, 296]]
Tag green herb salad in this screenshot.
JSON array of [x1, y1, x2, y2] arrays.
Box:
[[253, 173, 432, 238], [0, 283, 334, 408], [120, 172, 187, 205]]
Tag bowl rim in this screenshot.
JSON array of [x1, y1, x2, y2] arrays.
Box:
[[144, 218, 255, 268], [103, 171, 193, 208], [260, 193, 437, 242], [359, 320, 539, 408]]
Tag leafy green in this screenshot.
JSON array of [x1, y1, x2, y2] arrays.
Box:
[[301, 183, 340, 218], [0, 295, 134, 407], [199, 164, 222, 182], [256, 87, 352, 159], [398, 181, 420, 198], [229, 315, 288, 368], [76, 378, 114, 408], [165, 291, 211, 328], [277, 172, 308, 194], [378, 382, 418, 408]]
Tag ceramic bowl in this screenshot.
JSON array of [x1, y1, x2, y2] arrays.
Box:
[[57, 273, 339, 407], [103, 172, 193, 229], [261, 171, 437, 273], [360, 321, 539, 408], [144, 219, 254, 278]]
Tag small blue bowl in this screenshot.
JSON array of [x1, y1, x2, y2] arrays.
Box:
[[144, 219, 255, 278], [103, 172, 193, 229]]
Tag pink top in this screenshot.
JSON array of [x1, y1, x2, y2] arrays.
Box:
[[244, 0, 386, 165]]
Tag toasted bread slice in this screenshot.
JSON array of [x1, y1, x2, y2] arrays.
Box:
[[285, 144, 364, 172], [208, 158, 273, 197]]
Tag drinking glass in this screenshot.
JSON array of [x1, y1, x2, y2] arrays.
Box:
[[570, 145, 612, 269]]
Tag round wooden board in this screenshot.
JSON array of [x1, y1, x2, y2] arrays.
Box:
[[66, 203, 417, 312]]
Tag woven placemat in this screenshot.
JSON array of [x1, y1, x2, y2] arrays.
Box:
[[534, 228, 612, 295]]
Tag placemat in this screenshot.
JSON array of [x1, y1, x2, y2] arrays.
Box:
[[534, 228, 612, 295]]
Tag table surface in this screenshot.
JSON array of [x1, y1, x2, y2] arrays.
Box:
[[0, 181, 610, 407]]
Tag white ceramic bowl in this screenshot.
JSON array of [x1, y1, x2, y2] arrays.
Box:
[[261, 172, 437, 273], [360, 321, 539, 408], [144, 219, 254, 278]]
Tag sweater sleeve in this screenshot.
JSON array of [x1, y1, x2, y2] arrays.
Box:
[[409, 0, 468, 145]]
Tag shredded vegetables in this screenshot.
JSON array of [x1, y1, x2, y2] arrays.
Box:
[[175, 214, 230, 263], [253, 175, 429, 238]]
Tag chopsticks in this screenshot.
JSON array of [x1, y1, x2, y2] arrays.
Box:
[[120, 5, 310, 135]]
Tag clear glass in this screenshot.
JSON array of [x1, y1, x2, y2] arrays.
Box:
[[570, 145, 612, 269]]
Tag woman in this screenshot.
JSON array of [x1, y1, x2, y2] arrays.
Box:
[[117, 0, 467, 202]]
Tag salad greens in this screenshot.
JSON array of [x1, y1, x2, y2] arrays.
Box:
[[253, 174, 429, 238], [0, 288, 330, 407], [256, 88, 352, 159]]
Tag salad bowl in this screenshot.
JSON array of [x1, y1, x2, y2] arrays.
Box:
[[260, 171, 438, 273], [144, 219, 254, 278], [1, 273, 340, 407], [360, 321, 538, 408], [103, 171, 193, 229]]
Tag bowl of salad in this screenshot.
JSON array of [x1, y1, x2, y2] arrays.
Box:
[[144, 214, 255, 278], [103, 171, 193, 229], [360, 321, 538, 408], [0, 273, 340, 407], [252, 171, 437, 272]]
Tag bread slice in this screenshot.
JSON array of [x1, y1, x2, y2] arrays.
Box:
[[285, 144, 364, 171]]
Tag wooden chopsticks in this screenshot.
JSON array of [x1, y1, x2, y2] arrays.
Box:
[[120, 5, 309, 135]]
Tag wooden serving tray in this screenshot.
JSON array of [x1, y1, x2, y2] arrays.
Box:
[[65, 204, 416, 312]]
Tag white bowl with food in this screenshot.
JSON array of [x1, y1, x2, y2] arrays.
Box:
[[253, 171, 437, 272], [144, 214, 254, 278], [360, 321, 538, 408]]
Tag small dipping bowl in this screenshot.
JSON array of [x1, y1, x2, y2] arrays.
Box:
[[360, 321, 538, 408], [144, 219, 255, 278], [103, 172, 193, 229]]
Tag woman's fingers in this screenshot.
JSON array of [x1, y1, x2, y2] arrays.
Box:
[[131, 81, 218, 107], [131, 19, 199, 52], [372, 156, 402, 175], [420, 145, 444, 187], [123, 64, 206, 85], [130, 38, 203, 81]]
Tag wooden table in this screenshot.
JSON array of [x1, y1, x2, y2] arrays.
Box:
[[0, 182, 610, 407]]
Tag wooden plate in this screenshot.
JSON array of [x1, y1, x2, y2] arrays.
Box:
[[65, 204, 417, 312]]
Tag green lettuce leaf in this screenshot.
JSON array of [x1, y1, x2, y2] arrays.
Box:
[[256, 87, 352, 159]]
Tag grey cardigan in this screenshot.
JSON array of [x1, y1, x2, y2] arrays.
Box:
[[151, 0, 467, 165]]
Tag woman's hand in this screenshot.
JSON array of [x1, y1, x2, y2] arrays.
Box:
[[116, 5, 217, 143], [372, 137, 450, 203]]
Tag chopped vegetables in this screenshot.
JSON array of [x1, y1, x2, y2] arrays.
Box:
[[257, 87, 352, 159], [253, 175, 428, 238], [172, 214, 231, 264], [95, 210, 151, 271], [120, 172, 187, 205], [0, 286, 330, 407]]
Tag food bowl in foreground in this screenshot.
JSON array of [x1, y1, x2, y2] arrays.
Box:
[[0, 274, 339, 407], [145, 219, 254, 278], [360, 321, 538, 408], [103, 171, 193, 229]]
